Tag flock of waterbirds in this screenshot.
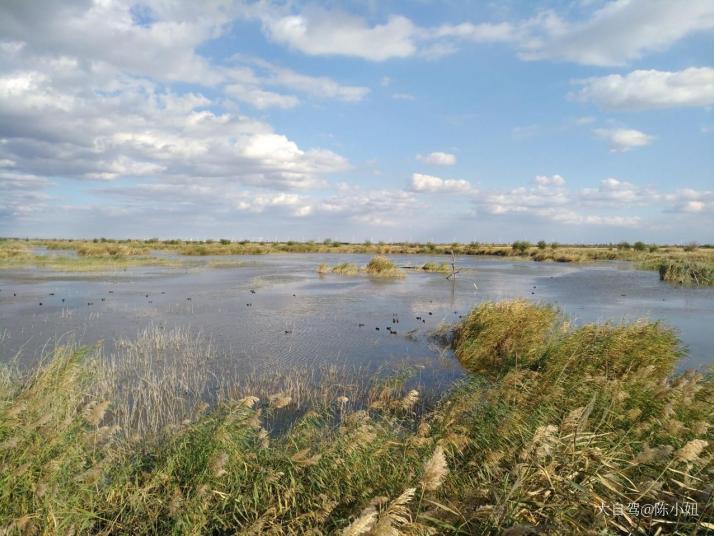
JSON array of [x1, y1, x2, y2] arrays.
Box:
[[0, 283, 483, 339]]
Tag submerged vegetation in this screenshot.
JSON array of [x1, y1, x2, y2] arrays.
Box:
[[1, 301, 712, 534]]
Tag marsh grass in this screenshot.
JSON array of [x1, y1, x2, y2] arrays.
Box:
[[421, 262, 451, 273], [653, 258, 714, 286], [365, 256, 404, 277], [4, 239, 714, 284], [1, 303, 713, 534]]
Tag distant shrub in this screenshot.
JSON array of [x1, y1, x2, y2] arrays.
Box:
[[511, 240, 530, 254], [537, 240, 547, 249], [633, 241, 646, 251], [617, 241, 631, 250], [683, 241, 699, 252]]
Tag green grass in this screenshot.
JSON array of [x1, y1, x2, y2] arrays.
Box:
[[1, 301, 712, 533]]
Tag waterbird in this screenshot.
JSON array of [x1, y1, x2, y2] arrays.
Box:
[[39, 302, 43, 306], [186, 297, 192, 301], [250, 289, 256, 294], [284, 330, 292, 334], [101, 298, 105, 302], [61, 298, 64, 302], [358, 323, 364, 327], [375, 327, 380, 331], [108, 290, 113, 294], [87, 302, 93, 306], [428, 312, 432, 315], [49, 293, 54, 296]]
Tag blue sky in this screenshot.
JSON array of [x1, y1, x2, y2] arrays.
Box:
[[0, 0, 713, 243]]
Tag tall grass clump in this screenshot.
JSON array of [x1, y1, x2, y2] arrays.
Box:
[[656, 258, 714, 286], [438, 300, 713, 534], [454, 300, 559, 375], [330, 262, 360, 275], [365, 256, 404, 277]]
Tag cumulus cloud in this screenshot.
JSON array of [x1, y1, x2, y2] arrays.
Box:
[[580, 178, 658, 204], [574, 68, 714, 110], [664, 189, 714, 213], [410, 173, 471, 193], [594, 128, 654, 152], [416, 152, 456, 166], [262, 11, 418, 61]]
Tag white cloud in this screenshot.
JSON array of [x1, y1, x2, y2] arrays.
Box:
[[225, 84, 299, 109], [263, 11, 417, 61], [520, 0, 714, 66], [664, 188, 714, 213], [594, 128, 654, 152], [254, 1, 713, 66], [534, 174, 565, 186], [430, 22, 516, 42], [392, 92, 416, 101], [416, 152, 456, 166], [580, 177, 659, 205], [258, 7, 518, 62], [410, 173, 471, 193], [574, 68, 714, 110]]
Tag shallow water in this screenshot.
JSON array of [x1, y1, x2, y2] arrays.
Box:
[[1, 254, 713, 379]]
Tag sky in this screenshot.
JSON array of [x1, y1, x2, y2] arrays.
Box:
[[0, 0, 713, 243]]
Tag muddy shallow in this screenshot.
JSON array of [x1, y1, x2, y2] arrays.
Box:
[[1, 254, 713, 377]]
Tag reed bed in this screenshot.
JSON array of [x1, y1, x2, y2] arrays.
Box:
[[0, 303, 712, 534], [654, 258, 714, 286]]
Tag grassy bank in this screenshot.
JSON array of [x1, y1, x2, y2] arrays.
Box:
[[1, 301, 712, 534]]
